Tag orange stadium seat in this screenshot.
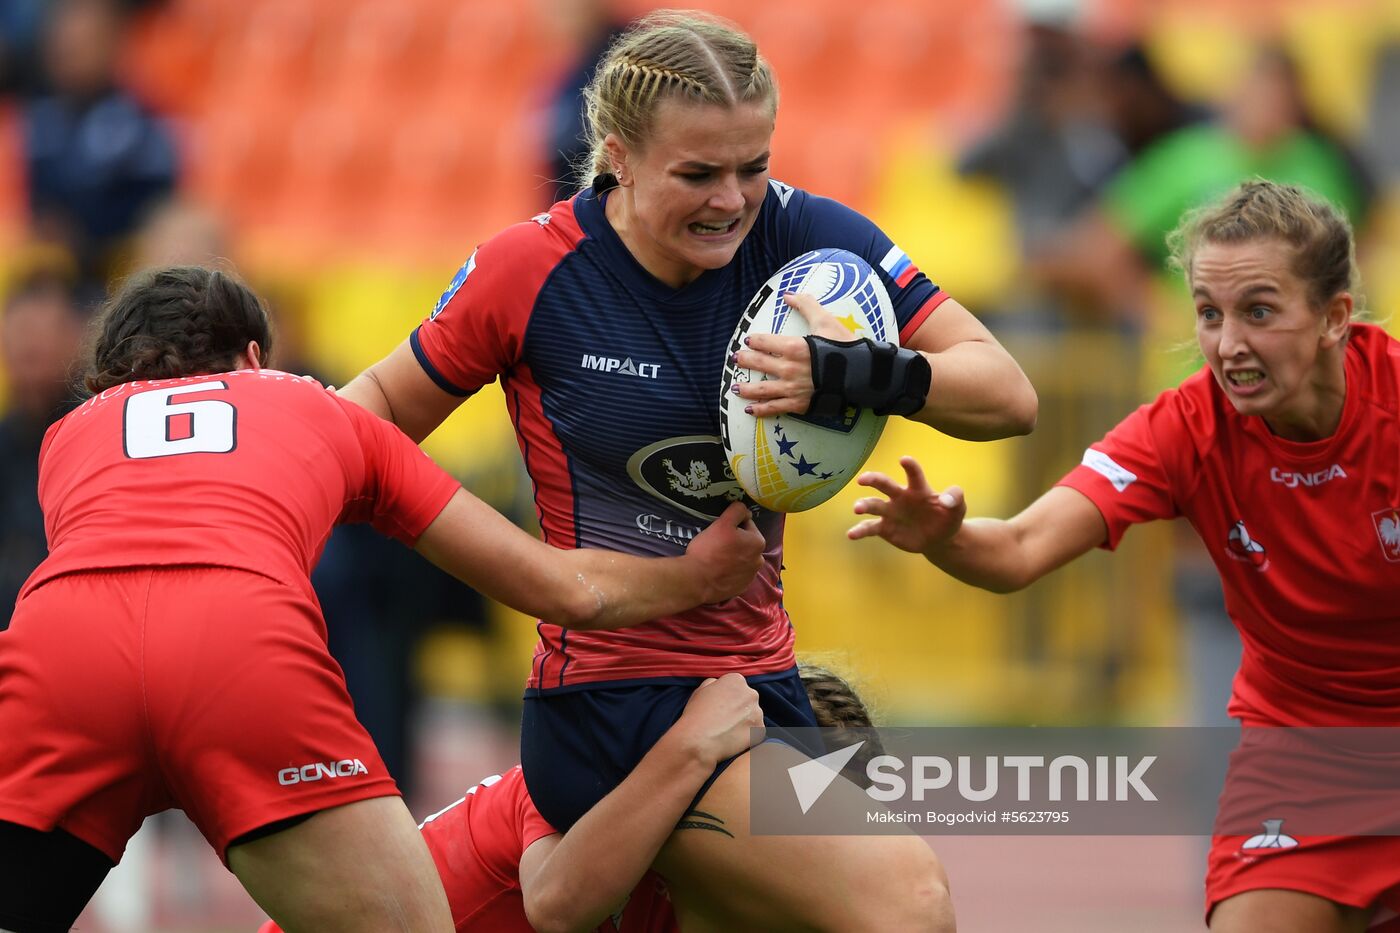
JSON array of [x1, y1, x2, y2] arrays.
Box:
[[329, 0, 444, 100], [372, 85, 550, 261], [120, 4, 219, 116], [431, 0, 541, 92], [276, 96, 392, 251], [208, 0, 322, 106], [182, 94, 297, 232]]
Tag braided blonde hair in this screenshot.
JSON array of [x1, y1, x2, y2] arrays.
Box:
[[580, 10, 778, 190], [799, 662, 884, 789]]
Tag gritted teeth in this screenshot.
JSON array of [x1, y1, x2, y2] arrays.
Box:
[[690, 219, 738, 234], [1228, 370, 1264, 386]]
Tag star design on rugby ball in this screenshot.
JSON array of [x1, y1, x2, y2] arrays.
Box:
[[773, 430, 798, 458], [834, 312, 861, 333], [793, 455, 821, 476]]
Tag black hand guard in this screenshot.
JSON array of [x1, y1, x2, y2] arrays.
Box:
[[803, 337, 932, 418]]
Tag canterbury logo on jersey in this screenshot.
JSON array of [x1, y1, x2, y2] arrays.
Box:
[[581, 354, 661, 378], [277, 759, 369, 785]]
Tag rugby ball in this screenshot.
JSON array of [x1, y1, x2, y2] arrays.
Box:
[[719, 248, 898, 512]]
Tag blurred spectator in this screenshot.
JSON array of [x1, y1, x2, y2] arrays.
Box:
[[131, 197, 229, 270], [959, 19, 1123, 267], [22, 0, 179, 293], [1097, 45, 1211, 162], [0, 0, 48, 96], [1361, 39, 1400, 188], [538, 0, 623, 204], [0, 253, 84, 624], [1033, 42, 1372, 321]]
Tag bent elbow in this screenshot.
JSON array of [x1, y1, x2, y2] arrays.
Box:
[[548, 584, 605, 631], [985, 576, 1029, 596], [524, 891, 593, 933], [1006, 381, 1039, 437]]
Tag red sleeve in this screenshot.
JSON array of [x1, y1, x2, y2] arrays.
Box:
[[334, 395, 459, 545], [1054, 396, 1182, 550], [410, 212, 580, 397], [899, 290, 952, 345]]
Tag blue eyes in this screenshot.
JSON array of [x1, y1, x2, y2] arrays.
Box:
[[1197, 307, 1273, 322]]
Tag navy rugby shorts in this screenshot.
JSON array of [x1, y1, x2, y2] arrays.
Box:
[[520, 667, 821, 832]]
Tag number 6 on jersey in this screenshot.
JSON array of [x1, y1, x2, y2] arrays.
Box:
[[123, 382, 237, 459]]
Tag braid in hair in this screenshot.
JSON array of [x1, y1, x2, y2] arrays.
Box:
[[799, 662, 885, 789], [578, 10, 778, 190], [83, 266, 273, 394]]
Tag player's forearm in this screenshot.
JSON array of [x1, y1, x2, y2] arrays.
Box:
[[925, 518, 1039, 593], [419, 490, 751, 630], [524, 732, 715, 933], [907, 342, 1037, 440], [557, 549, 713, 631]]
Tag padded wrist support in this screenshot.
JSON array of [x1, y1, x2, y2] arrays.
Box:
[[804, 336, 932, 418]]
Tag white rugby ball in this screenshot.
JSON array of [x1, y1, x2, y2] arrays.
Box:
[[720, 248, 898, 512]]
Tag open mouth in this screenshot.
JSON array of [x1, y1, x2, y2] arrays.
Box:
[[688, 219, 740, 236], [1226, 370, 1265, 388]]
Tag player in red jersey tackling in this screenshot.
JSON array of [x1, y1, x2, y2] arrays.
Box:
[[0, 265, 764, 933], [256, 663, 879, 933], [851, 180, 1400, 931]]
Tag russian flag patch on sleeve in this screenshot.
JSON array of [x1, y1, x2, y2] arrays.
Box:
[[880, 245, 920, 289]]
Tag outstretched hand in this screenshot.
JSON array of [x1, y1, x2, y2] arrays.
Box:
[[687, 501, 766, 603], [730, 293, 857, 418], [848, 456, 966, 555]]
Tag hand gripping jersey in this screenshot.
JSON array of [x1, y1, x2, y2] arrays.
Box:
[[413, 180, 948, 689], [25, 369, 459, 600], [1058, 324, 1400, 725], [418, 766, 677, 932]]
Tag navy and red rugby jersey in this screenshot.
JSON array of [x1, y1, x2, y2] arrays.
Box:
[[1058, 324, 1400, 725], [412, 180, 949, 689], [25, 369, 459, 601]]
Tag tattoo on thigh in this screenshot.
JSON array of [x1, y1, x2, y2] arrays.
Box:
[[676, 808, 734, 838]]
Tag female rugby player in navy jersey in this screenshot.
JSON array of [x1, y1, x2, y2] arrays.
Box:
[[344, 10, 1034, 928]]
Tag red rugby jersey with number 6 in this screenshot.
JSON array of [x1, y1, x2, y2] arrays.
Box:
[[25, 370, 458, 603]]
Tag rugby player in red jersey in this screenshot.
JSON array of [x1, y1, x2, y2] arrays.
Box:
[[0, 265, 765, 933], [257, 664, 879, 933], [851, 180, 1400, 932]]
